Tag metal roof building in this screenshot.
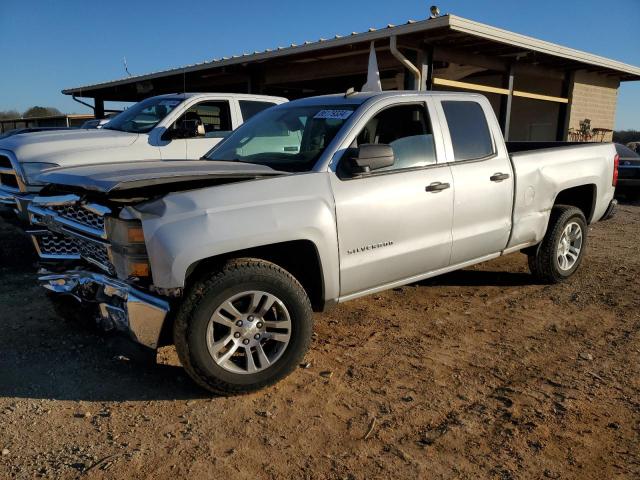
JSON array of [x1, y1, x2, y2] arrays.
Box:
[[0, 114, 94, 134], [63, 14, 640, 142]]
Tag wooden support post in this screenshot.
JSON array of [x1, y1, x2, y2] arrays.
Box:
[[499, 65, 514, 140], [94, 98, 105, 119], [556, 72, 574, 141], [422, 45, 434, 90]]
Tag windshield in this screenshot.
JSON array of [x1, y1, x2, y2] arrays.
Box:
[[103, 96, 183, 133], [205, 104, 357, 172]]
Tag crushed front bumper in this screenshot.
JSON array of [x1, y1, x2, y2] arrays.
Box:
[[40, 270, 170, 349]]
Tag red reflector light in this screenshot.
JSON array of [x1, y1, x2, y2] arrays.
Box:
[[613, 154, 619, 187]]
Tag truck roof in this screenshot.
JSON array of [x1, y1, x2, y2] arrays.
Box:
[[147, 92, 288, 102], [281, 90, 484, 108]]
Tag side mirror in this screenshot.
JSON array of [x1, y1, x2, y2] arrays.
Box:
[[348, 144, 395, 174]]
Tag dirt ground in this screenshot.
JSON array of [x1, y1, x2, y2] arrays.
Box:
[[0, 201, 638, 480]]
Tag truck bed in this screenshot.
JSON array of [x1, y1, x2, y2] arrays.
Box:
[[505, 141, 616, 251]]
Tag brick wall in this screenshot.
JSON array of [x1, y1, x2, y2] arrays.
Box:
[[567, 71, 620, 141]]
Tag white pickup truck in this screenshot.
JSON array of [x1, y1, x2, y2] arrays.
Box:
[[30, 91, 618, 395], [0, 93, 287, 219]]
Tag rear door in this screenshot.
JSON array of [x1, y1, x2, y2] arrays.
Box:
[[435, 97, 514, 264], [329, 99, 454, 298]]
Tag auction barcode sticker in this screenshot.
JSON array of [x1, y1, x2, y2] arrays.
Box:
[[314, 110, 354, 120]]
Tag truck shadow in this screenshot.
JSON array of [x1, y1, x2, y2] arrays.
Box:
[[0, 324, 211, 402], [0, 217, 212, 402], [416, 268, 537, 288]]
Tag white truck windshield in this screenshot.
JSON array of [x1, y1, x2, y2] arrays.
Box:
[[103, 97, 183, 133], [206, 105, 357, 172]]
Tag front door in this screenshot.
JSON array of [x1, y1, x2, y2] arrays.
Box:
[[329, 102, 454, 298]]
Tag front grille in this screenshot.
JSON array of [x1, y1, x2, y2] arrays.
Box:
[[29, 198, 115, 275], [49, 204, 106, 232], [32, 230, 114, 274], [76, 237, 114, 274], [36, 233, 80, 257]]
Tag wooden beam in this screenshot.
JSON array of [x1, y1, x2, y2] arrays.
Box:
[[433, 77, 569, 104], [433, 77, 510, 95], [513, 90, 568, 103]]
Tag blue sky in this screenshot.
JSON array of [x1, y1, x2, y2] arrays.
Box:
[[0, 0, 638, 129]]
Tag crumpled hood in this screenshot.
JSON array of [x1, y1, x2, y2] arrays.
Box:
[[37, 160, 288, 193], [0, 129, 138, 163]]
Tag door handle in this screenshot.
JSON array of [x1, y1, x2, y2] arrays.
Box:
[[425, 182, 451, 193], [490, 172, 510, 182]]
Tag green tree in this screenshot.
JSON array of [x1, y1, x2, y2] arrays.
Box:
[[613, 130, 640, 145], [0, 110, 20, 120], [22, 106, 62, 118]]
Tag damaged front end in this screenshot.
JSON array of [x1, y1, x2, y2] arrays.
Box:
[[26, 160, 286, 350], [40, 270, 169, 349], [28, 193, 174, 350]]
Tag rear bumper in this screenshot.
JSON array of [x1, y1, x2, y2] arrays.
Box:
[[39, 270, 170, 349]]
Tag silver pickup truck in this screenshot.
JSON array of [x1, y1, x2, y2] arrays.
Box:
[[29, 91, 618, 394]]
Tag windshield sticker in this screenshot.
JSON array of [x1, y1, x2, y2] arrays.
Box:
[[314, 109, 353, 120]]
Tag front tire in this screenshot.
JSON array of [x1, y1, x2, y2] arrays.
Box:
[[528, 206, 587, 283], [174, 258, 313, 395]]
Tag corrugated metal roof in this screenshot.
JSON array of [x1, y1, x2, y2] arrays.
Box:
[[63, 14, 640, 95]]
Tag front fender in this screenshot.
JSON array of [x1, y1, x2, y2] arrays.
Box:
[[139, 173, 340, 301]]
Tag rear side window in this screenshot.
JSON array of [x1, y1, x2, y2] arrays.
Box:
[[442, 101, 494, 161], [239, 101, 277, 121]]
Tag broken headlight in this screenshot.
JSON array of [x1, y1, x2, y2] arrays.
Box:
[[106, 217, 150, 279]]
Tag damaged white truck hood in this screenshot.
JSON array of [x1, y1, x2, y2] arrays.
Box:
[[36, 160, 288, 193], [0, 129, 139, 165]]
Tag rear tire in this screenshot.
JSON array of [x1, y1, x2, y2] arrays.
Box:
[[528, 206, 587, 284], [174, 258, 313, 395]]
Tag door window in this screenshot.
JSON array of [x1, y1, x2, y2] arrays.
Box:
[[349, 104, 437, 172], [174, 101, 232, 137], [441, 101, 495, 161]]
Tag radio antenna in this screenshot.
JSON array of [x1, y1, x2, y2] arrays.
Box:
[[123, 57, 132, 77]]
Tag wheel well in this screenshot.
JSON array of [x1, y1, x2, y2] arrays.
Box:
[[185, 240, 325, 312], [553, 184, 597, 223]]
